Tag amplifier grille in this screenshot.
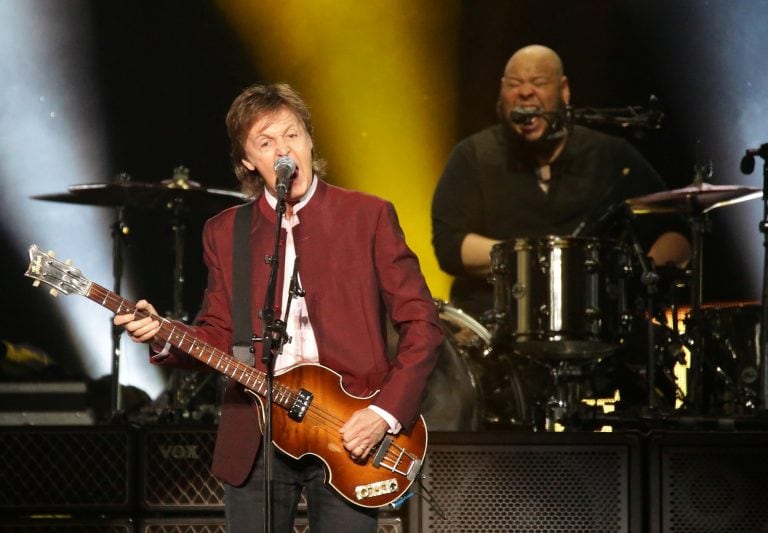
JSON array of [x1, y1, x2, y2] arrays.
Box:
[[0, 427, 132, 511], [416, 441, 631, 532], [660, 445, 768, 532], [139, 427, 224, 511]]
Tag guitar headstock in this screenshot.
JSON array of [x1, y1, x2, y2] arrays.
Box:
[[25, 244, 90, 297]]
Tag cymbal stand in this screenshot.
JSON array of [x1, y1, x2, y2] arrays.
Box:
[[168, 196, 190, 323], [162, 167, 194, 414], [684, 208, 708, 413], [685, 155, 713, 414], [110, 173, 132, 417], [165, 194, 192, 413]]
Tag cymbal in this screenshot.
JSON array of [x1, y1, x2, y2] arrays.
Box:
[[627, 182, 762, 214], [32, 181, 250, 213]]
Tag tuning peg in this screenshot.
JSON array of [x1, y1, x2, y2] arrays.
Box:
[[49, 288, 59, 297], [32, 280, 40, 288], [47, 250, 56, 257]]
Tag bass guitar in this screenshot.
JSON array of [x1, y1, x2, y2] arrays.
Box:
[[24, 244, 427, 508]]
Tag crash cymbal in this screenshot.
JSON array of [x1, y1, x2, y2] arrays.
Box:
[[627, 182, 762, 214], [32, 180, 250, 213]]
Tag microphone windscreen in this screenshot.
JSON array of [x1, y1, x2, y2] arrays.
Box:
[[740, 154, 755, 175]]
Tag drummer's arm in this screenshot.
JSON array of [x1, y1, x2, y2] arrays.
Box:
[[648, 231, 692, 268], [460, 233, 502, 277]]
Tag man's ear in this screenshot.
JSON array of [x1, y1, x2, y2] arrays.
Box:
[[560, 75, 571, 106], [241, 159, 256, 172]]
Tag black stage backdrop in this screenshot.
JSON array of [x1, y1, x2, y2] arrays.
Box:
[[1, 0, 761, 383]]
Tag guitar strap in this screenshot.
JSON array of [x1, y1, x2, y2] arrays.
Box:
[[232, 201, 255, 365]]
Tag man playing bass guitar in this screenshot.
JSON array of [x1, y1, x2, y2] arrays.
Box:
[[113, 83, 443, 533]]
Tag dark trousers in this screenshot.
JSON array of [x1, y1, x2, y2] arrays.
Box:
[[224, 447, 379, 533]]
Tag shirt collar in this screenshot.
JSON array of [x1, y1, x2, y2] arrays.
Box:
[[264, 174, 318, 215]]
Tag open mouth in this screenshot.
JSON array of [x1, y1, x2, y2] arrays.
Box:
[[510, 106, 542, 127]]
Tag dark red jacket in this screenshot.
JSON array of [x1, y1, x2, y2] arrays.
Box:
[[152, 179, 443, 486]]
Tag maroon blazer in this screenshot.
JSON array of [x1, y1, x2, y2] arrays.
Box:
[[152, 179, 443, 486]]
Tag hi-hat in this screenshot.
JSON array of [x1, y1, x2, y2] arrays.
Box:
[[627, 182, 762, 214], [32, 180, 250, 213]]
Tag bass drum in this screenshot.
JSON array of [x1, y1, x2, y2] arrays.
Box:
[[420, 301, 539, 431]]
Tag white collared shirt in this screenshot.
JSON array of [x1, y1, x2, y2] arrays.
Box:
[[263, 177, 400, 433], [264, 177, 320, 374]]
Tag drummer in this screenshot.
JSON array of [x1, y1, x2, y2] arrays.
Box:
[[431, 44, 692, 318]]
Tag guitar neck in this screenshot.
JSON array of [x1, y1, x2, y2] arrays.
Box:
[[85, 282, 289, 406]]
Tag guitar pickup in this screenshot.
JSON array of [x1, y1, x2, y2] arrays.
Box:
[[288, 388, 313, 421]]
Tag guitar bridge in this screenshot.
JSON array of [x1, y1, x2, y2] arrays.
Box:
[[288, 388, 313, 421]]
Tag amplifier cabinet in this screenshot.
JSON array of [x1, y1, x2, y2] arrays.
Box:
[[408, 431, 642, 533], [649, 431, 768, 533], [0, 517, 133, 531], [138, 515, 401, 533], [0, 425, 133, 512], [138, 426, 224, 511]]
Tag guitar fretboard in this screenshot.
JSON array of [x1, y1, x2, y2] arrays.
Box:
[[86, 282, 297, 410]]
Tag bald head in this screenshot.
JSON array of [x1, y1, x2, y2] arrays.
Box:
[[504, 45, 565, 79], [498, 44, 570, 142]]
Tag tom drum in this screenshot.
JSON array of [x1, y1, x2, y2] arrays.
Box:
[[491, 236, 630, 359]]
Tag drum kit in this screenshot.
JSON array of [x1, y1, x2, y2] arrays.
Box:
[[427, 179, 768, 432], [33, 168, 250, 419], [33, 165, 768, 432]]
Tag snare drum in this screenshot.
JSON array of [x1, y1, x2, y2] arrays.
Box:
[[491, 236, 630, 359]]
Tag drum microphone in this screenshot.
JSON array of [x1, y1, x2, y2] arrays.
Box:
[[741, 152, 756, 175], [274, 156, 297, 199], [739, 143, 768, 175]]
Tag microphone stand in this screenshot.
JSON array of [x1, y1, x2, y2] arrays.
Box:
[[255, 194, 290, 533], [751, 145, 768, 411], [567, 96, 664, 130]]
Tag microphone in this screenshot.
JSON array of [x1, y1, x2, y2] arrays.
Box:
[[274, 156, 297, 199], [740, 151, 756, 175], [510, 108, 544, 125]]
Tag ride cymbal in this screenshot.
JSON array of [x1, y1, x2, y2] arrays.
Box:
[[627, 182, 762, 214], [32, 180, 250, 213]]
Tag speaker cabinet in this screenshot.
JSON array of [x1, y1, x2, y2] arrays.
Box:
[[292, 515, 402, 533], [0, 517, 134, 531], [139, 516, 224, 533], [649, 431, 768, 533], [408, 431, 641, 532], [0, 426, 133, 512], [138, 426, 224, 511]]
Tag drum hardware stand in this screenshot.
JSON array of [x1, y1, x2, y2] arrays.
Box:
[[109, 173, 132, 417], [617, 203, 665, 415], [740, 142, 768, 411], [545, 361, 584, 431], [682, 158, 713, 415], [162, 167, 201, 414]]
